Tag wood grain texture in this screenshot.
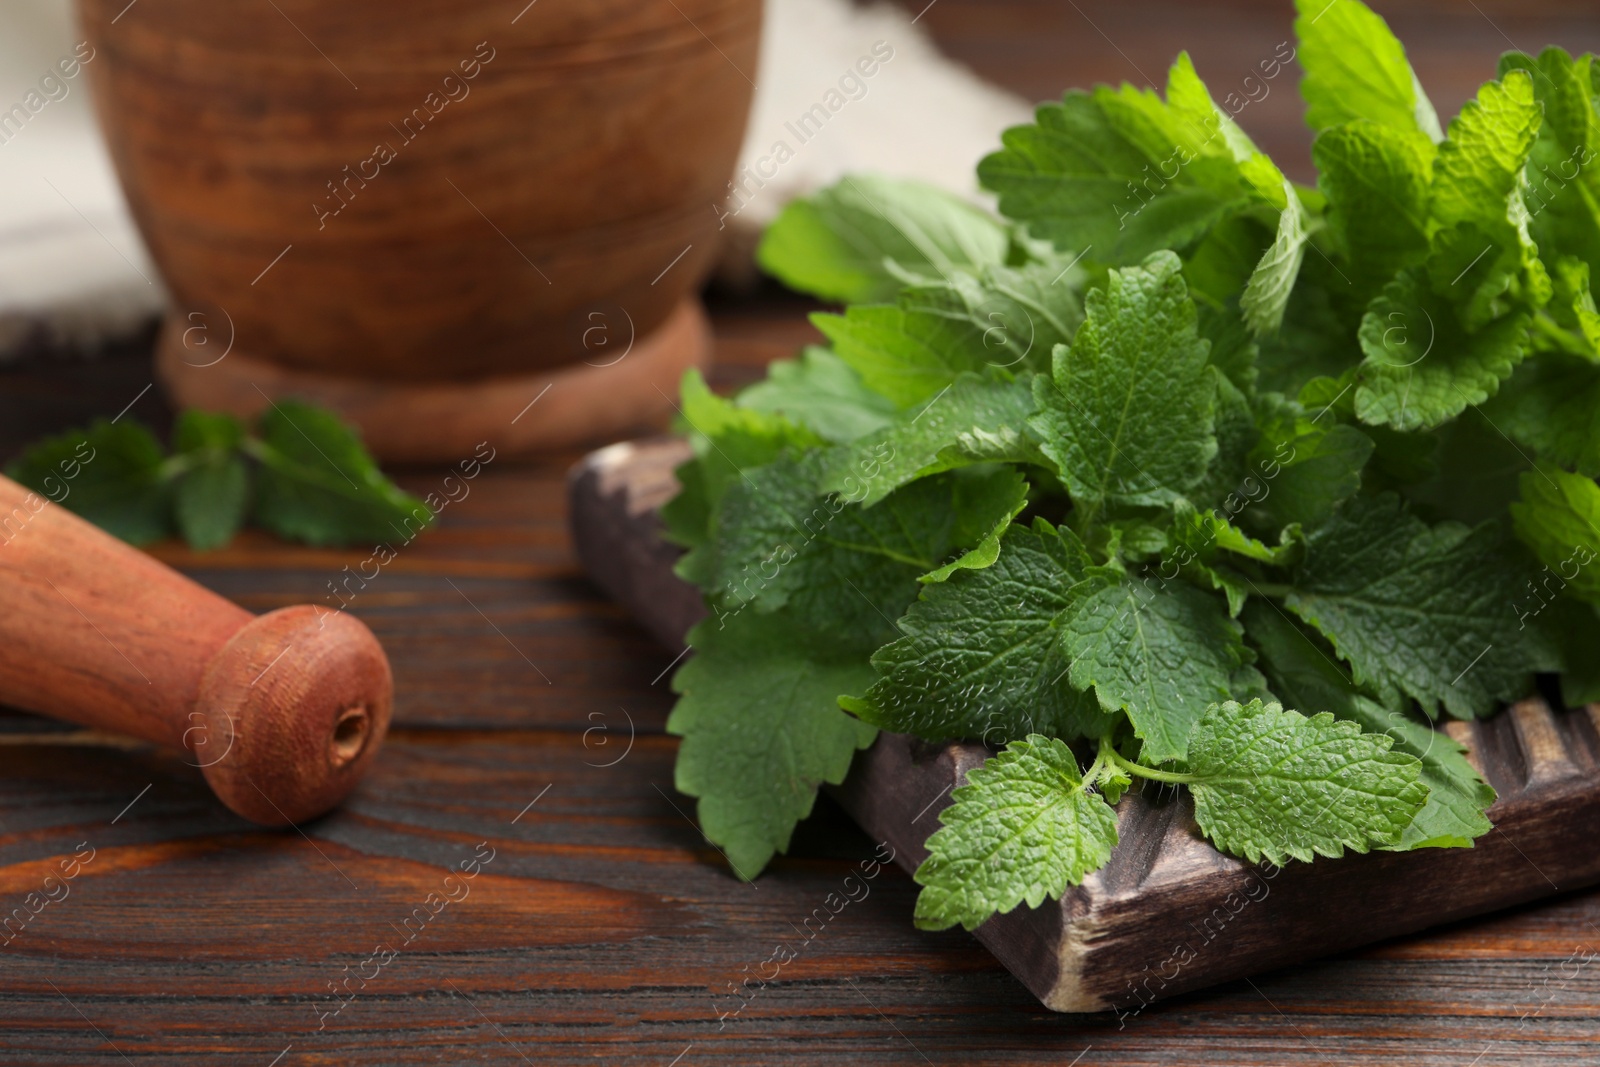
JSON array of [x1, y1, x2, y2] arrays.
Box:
[[157, 297, 713, 462], [0, 474, 392, 826], [4, 329, 1600, 1064], [5, 0, 1600, 1060], [78, 0, 759, 381], [0, 473, 251, 750]]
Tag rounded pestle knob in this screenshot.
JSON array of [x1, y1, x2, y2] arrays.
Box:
[[0, 473, 391, 824]]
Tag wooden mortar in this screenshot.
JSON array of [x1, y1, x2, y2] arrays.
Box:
[[77, 0, 760, 460], [0, 475, 392, 825]]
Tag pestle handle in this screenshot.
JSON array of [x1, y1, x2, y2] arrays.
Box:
[[0, 474, 391, 825]]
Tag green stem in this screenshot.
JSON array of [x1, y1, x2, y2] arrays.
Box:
[[155, 453, 197, 482], [812, 535, 933, 571], [1247, 581, 1295, 599], [1082, 745, 1111, 791], [1533, 311, 1589, 356], [240, 437, 410, 509], [1100, 739, 1196, 785], [156, 447, 232, 483]]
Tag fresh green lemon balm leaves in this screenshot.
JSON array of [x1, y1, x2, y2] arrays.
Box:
[[1029, 251, 1217, 516], [914, 734, 1118, 931], [669, 610, 879, 878], [9, 401, 427, 549], [1180, 700, 1427, 866], [666, 0, 1600, 932]]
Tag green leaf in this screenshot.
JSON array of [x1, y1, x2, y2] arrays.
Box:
[[1183, 699, 1428, 865], [706, 456, 1028, 646], [171, 411, 249, 551], [1163, 52, 1276, 180], [1313, 121, 1435, 303], [1510, 467, 1600, 605], [913, 734, 1118, 931], [669, 609, 878, 880], [984, 50, 1288, 283], [1196, 301, 1261, 392], [844, 520, 1117, 744], [1169, 500, 1296, 616], [1504, 53, 1600, 346], [1429, 223, 1546, 335], [814, 293, 1005, 409], [735, 347, 897, 444], [661, 456, 712, 553], [1191, 561, 1252, 618], [678, 369, 823, 506], [1187, 369, 1259, 516], [978, 92, 1243, 265], [1172, 499, 1296, 566], [1243, 601, 1494, 850], [1294, 0, 1442, 142], [174, 459, 249, 551], [1298, 374, 1358, 421], [1096, 517, 1172, 562], [1095, 53, 1286, 209], [1062, 577, 1245, 763], [1499, 48, 1594, 164], [1285, 494, 1556, 717], [173, 409, 245, 454], [1543, 257, 1600, 359], [1430, 72, 1542, 234], [1185, 215, 1276, 312], [1244, 398, 1374, 536], [666, 370, 823, 573], [1541, 596, 1600, 706], [1255, 273, 1363, 394], [1503, 48, 1600, 280], [1410, 74, 1549, 337], [1355, 270, 1531, 431], [1482, 355, 1600, 476], [1368, 433, 1442, 491], [757, 175, 1010, 304], [1029, 251, 1218, 516], [1340, 698, 1495, 848], [1402, 409, 1527, 525], [249, 400, 430, 548], [908, 260, 1089, 376], [1239, 179, 1310, 336], [819, 373, 1042, 506], [918, 484, 1032, 585], [7, 420, 171, 545]]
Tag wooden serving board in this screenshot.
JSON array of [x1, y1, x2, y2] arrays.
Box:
[[568, 436, 1600, 1015]]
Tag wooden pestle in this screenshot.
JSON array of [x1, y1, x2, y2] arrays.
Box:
[[0, 474, 391, 825]]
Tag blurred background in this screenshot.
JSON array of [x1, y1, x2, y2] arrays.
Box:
[[0, 0, 157, 352], [1, 0, 1598, 448], [5, 0, 1598, 366]]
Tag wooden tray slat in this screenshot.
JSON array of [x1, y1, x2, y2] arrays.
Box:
[[568, 437, 1600, 1013]]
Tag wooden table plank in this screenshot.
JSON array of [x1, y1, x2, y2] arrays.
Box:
[[4, 2, 1600, 1061], [6, 322, 1600, 1065], [4, 727, 1600, 1065]]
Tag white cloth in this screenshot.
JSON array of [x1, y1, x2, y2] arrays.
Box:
[[0, 0, 162, 355], [730, 0, 1029, 229], [0, 0, 1028, 356]]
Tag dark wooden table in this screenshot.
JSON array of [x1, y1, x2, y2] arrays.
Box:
[[4, 1, 1600, 1063]]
